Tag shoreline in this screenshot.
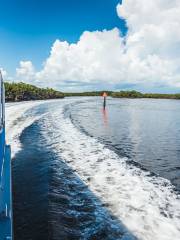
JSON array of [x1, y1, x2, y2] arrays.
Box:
[[6, 95, 180, 103]]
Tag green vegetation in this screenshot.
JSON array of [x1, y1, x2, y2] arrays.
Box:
[[65, 90, 180, 99], [4, 82, 180, 102], [64, 91, 113, 97], [111, 90, 180, 99], [111, 90, 143, 98], [5, 82, 64, 102]]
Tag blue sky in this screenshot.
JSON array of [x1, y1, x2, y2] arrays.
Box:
[[0, 0, 126, 75], [1, 0, 180, 92]]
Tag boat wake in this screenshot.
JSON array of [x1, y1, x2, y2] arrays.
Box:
[[6, 99, 180, 240], [5, 100, 61, 157], [41, 104, 180, 240], [6, 101, 46, 157]]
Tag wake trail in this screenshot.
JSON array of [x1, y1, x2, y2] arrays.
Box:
[[42, 106, 180, 240], [6, 99, 180, 239], [6, 100, 50, 156]]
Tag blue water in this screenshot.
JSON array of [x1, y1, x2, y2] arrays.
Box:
[[7, 98, 180, 240], [70, 98, 180, 190]]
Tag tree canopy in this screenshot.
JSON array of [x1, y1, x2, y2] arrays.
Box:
[[4, 82, 180, 101], [112, 91, 180, 99], [5, 82, 64, 102]]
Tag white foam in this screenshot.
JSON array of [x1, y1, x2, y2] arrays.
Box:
[[5, 98, 78, 157], [6, 101, 48, 156], [42, 107, 180, 240]]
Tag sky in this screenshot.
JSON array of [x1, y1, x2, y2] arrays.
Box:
[[0, 0, 125, 74], [0, 0, 180, 92]]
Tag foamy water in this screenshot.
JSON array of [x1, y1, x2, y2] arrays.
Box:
[[42, 106, 180, 240], [5, 101, 46, 156], [6, 99, 180, 240], [5, 100, 64, 157]]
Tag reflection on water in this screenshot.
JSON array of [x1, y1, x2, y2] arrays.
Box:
[[101, 108, 108, 127], [71, 97, 180, 191]]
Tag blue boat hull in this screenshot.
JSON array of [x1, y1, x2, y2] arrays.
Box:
[[0, 70, 13, 239], [0, 144, 13, 240]]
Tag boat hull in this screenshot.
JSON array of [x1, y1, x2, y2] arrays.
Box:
[[0, 145, 13, 239]]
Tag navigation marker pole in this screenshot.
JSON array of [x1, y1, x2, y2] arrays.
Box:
[[102, 92, 107, 109]]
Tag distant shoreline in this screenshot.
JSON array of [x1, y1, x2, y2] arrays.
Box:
[[64, 90, 180, 100], [5, 82, 180, 101]]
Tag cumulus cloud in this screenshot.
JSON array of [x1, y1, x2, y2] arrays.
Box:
[[16, 61, 35, 83], [16, 0, 180, 91], [0, 68, 7, 78]]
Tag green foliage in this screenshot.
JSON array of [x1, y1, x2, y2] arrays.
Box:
[[112, 91, 180, 99], [4, 82, 180, 101], [112, 90, 143, 98], [64, 90, 180, 99], [143, 93, 180, 99], [64, 91, 113, 97], [5, 82, 64, 102]]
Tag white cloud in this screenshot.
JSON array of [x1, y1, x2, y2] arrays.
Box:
[[16, 61, 35, 83], [35, 29, 125, 88], [0, 68, 7, 78], [16, 0, 180, 91]]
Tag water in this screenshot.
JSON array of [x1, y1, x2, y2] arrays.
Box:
[[69, 98, 180, 190], [5, 98, 180, 240]]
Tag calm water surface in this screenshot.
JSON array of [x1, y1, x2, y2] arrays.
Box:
[[70, 98, 180, 190]]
